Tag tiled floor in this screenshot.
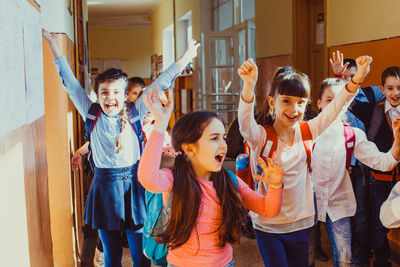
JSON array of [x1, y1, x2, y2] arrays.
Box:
[[120, 226, 400, 266]]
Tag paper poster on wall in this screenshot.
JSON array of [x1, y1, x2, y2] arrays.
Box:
[[0, 0, 27, 137], [21, 0, 45, 123]]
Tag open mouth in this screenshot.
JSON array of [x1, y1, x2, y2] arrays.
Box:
[[285, 113, 298, 121], [215, 153, 225, 164], [390, 96, 400, 102], [105, 102, 118, 111]]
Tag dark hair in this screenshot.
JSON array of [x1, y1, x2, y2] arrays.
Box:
[[256, 66, 310, 125], [318, 78, 346, 100], [128, 76, 146, 89], [94, 68, 128, 94], [155, 111, 245, 250], [382, 66, 400, 86], [94, 68, 128, 153], [344, 58, 357, 70]]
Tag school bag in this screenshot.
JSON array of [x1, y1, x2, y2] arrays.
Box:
[[226, 118, 245, 159], [235, 122, 313, 189], [142, 168, 239, 266], [84, 102, 145, 171]]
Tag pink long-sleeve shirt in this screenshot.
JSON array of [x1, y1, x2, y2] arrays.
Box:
[[138, 131, 283, 267]]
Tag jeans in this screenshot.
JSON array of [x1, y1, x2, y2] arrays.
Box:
[[369, 176, 395, 267], [167, 259, 234, 267], [325, 216, 352, 267], [98, 228, 151, 267], [255, 227, 311, 267], [351, 164, 371, 266]]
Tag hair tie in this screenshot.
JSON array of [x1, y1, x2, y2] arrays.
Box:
[[174, 151, 183, 157]]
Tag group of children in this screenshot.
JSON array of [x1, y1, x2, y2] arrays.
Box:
[[42, 28, 400, 267]]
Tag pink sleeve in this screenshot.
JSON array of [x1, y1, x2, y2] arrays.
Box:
[[238, 178, 283, 217], [138, 131, 174, 193]]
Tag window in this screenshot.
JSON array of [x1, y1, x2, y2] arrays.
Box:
[[162, 23, 175, 71], [213, 0, 254, 31], [177, 11, 192, 58]]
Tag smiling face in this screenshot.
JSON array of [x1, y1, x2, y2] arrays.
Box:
[[269, 94, 308, 127], [317, 85, 342, 111], [382, 76, 400, 108], [127, 85, 144, 103], [97, 78, 127, 116], [186, 118, 227, 178]]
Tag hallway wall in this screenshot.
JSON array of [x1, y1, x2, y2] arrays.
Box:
[[89, 27, 152, 78], [255, 0, 293, 59], [326, 0, 400, 47]]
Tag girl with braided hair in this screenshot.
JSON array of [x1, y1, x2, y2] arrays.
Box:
[[43, 29, 200, 267]]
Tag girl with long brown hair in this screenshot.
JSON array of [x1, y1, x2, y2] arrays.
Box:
[[138, 88, 284, 267]]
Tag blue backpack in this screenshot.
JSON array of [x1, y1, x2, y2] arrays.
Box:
[[142, 168, 239, 266], [84, 102, 145, 170]]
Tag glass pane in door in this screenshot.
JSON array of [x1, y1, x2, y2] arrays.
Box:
[[210, 38, 234, 66]]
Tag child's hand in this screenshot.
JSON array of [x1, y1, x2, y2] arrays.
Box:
[[185, 39, 201, 61], [71, 151, 83, 171], [353, 56, 373, 84], [42, 29, 57, 45], [254, 157, 283, 188], [393, 118, 400, 142], [238, 58, 258, 86], [329, 50, 349, 77], [143, 87, 174, 129]]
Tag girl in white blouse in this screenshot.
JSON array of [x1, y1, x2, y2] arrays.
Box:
[[312, 78, 400, 267]]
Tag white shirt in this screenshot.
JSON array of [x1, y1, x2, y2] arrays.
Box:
[[385, 100, 400, 122], [380, 181, 400, 228], [312, 119, 399, 223], [238, 88, 356, 233]]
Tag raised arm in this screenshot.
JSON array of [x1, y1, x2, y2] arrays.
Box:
[[330, 50, 349, 78], [308, 56, 373, 138], [237, 58, 266, 152], [136, 40, 200, 120], [42, 29, 92, 119], [354, 120, 400, 171], [138, 88, 175, 193]]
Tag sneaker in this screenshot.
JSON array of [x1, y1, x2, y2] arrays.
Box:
[[93, 248, 105, 267], [315, 246, 328, 262]]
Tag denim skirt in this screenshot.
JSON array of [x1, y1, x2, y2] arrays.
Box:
[[83, 163, 147, 231]]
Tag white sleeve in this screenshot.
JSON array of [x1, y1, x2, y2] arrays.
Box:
[[307, 88, 356, 140], [237, 97, 266, 154], [354, 127, 399, 171], [380, 181, 400, 228]]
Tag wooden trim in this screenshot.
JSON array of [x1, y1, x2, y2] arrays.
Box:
[[26, 0, 41, 12]]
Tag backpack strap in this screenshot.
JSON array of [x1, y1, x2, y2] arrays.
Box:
[[361, 86, 375, 104], [299, 122, 313, 169], [367, 102, 385, 141], [261, 126, 278, 159], [343, 124, 355, 172], [225, 168, 238, 190], [85, 103, 102, 141], [128, 103, 145, 156]]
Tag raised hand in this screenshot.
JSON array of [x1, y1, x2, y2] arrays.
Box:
[[353, 56, 373, 83], [393, 118, 400, 142], [42, 29, 62, 59], [329, 50, 349, 76], [238, 58, 258, 86], [185, 39, 201, 61], [254, 157, 283, 188], [143, 87, 174, 130], [176, 39, 201, 70]]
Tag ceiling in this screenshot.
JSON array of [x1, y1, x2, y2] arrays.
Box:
[[87, 0, 163, 27]]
